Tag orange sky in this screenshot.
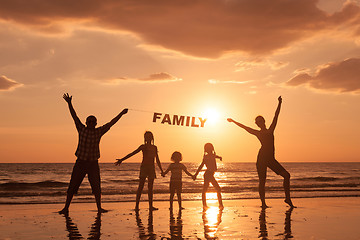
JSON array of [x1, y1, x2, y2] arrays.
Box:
[[0, 0, 360, 163]]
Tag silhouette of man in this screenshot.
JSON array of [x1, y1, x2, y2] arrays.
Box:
[[59, 93, 128, 214]]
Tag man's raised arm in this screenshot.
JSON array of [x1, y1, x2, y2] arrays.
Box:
[[63, 93, 81, 126], [106, 108, 128, 128]]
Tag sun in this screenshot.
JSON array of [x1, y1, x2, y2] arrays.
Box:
[[202, 108, 221, 126]]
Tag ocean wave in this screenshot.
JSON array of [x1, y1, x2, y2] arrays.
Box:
[[0, 191, 65, 197], [295, 177, 339, 181], [0, 180, 358, 195], [107, 179, 140, 183], [1, 162, 359, 204], [0, 180, 68, 190], [1, 194, 360, 205], [293, 176, 360, 182]]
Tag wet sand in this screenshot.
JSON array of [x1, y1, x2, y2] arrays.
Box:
[[0, 197, 359, 239]]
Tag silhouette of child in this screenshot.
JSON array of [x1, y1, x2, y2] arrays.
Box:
[[162, 151, 193, 210], [193, 143, 224, 210], [115, 131, 164, 211]]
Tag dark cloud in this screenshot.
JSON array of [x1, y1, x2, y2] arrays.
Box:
[[0, 75, 22, 90], [0, 0, 359, 58], [0, 26, 163, 85], [287, 58, 360, 93]]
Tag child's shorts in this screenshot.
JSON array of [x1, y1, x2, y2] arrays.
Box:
[[170, 180, 182, 191], [139, 164, 156, 179]]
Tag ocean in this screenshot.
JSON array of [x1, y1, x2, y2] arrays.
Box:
[[0, 162, 359, 204]]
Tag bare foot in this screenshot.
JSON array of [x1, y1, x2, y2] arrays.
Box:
[[58, 208, 69, 215], [261, 204, 269, 209], [150, 206, 159, 211], [219, 205, 224, 210], [203, 205, 209, 211], [285, 199, 296, 208], [98, 208, 108, 213]]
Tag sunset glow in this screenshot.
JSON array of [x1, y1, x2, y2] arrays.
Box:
[[1, 2, 360, 239], [0, 0, 359, 163], [202, 108, 221, 126]]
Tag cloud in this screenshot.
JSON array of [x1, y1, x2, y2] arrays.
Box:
[[141, 72, 181, 81], [0, 75, 22, 91], [0, 0, 359, 58], [107, 72, 182, 84], [208, 79, 252, 84], [287, 58, 360, 93], [0, 25, 163, 85], [235, 58, 288, 72]]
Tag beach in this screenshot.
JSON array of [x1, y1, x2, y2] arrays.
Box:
[[1, 197, 359, 239]]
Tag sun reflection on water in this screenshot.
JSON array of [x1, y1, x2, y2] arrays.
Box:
[[202, 206, 223, 239]]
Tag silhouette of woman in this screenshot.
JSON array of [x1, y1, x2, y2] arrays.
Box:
[[115, 131, 164, 211], [228, 96, 294, 208], [193, 143, 224, 210]]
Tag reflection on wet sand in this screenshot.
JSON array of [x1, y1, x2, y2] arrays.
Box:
[[135, 210, 155, 239], [258, 207, 294, 240], [258, 209, 268, 240], [63, 213, 101, 240], [202, 207, 223, 239], [282, 208, 294, 239], [169, 209, 184, 239]]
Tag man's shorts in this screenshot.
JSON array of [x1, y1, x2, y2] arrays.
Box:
[[67, 159, 101, 195]]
